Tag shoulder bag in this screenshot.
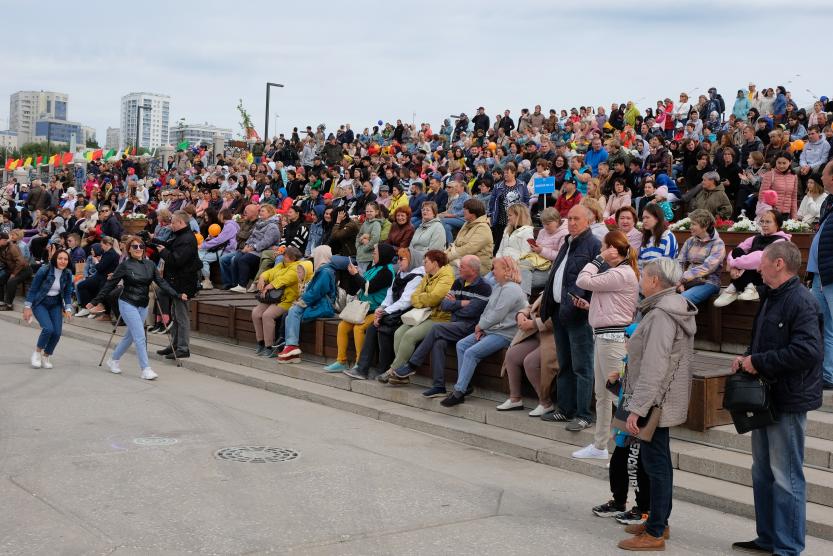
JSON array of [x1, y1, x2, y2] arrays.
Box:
[[611, 358, 679, 443], [340, 282, 371, 324], [255, 287, 284, 305], [401, 306, 432, 326], [723, 371, 777, 433]]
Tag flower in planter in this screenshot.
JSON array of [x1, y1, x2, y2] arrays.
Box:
[[124, 213, 149, 221], [727, 212, 759, 233], [669, 217, 691, 231], [715, 217, 735, 231], [782, 219, 812, 233]]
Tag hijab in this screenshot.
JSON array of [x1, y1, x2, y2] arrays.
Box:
[[374, 243, 396, 267], [312, 245, 332, 270]]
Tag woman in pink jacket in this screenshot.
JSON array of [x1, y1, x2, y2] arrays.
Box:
[[759, 154, 798, 220], [604, 178, 633, 219], [713, 210, 790, 307], [520, 207, 569, 295], [571, 230, 639, 460]]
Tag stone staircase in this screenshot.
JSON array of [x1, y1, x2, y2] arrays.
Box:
[[3, 311, 832, 542]]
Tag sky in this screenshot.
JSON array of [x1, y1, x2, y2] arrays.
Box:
[[1, 0, 831, 144]]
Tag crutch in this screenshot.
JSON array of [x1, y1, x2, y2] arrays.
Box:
[[155, 295, 181, 367], [98, 313, 124, 367]]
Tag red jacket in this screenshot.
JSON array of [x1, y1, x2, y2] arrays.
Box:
[[555, 190, 583, 218]]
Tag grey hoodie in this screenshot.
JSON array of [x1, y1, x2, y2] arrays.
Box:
[[478, 281, 528, 340], [625, 288, 698, 428]]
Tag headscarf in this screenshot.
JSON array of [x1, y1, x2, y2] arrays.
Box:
[[375, 243, 396, 267], [312, 245, 332, 270]]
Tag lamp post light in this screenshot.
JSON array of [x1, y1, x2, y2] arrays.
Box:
[[264, 82, 284, 142]]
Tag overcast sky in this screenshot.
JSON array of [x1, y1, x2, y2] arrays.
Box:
[[1, 0, 830, 143]]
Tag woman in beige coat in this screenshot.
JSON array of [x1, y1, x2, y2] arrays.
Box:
[[496, 293, 558, 416]]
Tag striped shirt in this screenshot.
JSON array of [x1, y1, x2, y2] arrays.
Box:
[[637, 229, 678, 269]]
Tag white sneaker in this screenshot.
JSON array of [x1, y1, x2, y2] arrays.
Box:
[[229, 285, 247, 293], [41, 355, 53, 369], [495, 399, 525, 411], [30, 351, 42, 369], [528, 404, 553, 417], [246, 283, 258, 293], [713, 284, 738, 307], [201, 279, 214, 290], [106, 359, 122, 374], [75, 308, 90, 317], [572, 444, 609, 460], [738, 283, 760, 302], [141, 368, 158, 380]]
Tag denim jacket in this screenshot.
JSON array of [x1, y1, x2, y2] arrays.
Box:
[[25, 265, 74, 312]]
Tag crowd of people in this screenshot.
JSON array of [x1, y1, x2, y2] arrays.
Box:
[[1, 80, 831, 553]]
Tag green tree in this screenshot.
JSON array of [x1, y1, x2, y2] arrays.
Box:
[[86, 138, 100, 148]]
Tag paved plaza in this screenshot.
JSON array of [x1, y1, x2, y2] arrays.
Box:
[[0, 319, 831, 555]]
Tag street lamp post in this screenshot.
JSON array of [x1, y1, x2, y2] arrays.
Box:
[[136, 104, 151, 152], [264, 82, 284, 142]]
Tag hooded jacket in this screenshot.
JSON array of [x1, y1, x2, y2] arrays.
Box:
[[727, 231, 790, 271], [625, 288, 697, 427], [202, 219, 239, 254], [689, 183, 733, 220], [409, 217, 446, 256], [260, 259, 303, 310], [410, 264, 455, 322], [355, 217, 383, 263], [477, 281, 528, 340], [245, 215, 281, 255], [445, 215, 494, 276], [496, 224, 534, 260]]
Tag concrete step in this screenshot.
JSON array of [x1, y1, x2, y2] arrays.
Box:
[[4, 312, 833, 539], [823, 390, 833, 413]]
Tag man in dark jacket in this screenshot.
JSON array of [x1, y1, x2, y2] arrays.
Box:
[[386, 255, 491, 396], [809, 159, 833, 390], [731, 241, 823, 556], [0, 232, 32, 310], [472, 107, 490, 134], [98, 206, 124, 239], [156, 210, 200, 359], [540, 205, 601, 430], [320, 134, 343, 166]]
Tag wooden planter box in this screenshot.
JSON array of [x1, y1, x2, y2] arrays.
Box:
[[122, 218, 149, 235]]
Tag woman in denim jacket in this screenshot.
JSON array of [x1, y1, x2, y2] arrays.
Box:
[[23, 249, 74, 369]]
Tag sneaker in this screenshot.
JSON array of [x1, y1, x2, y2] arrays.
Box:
[[246, 283, 258, 293], [278, 345, 301, 358], [713, 284, 738, 307], [229, 285, 247, 293], [496, 399, 524, 411], [376, 370, 392, 383], [737, 283, 760, 302], [393, 364, 415, 378], [387, 374, 410, 385], [165, 350, 190, 360], [41, 355, 53, 369], [278, 355, 300, 364], [422, 386, 448, 398], [540, 410, 570, 422], [106, 359, 122, 374], [0, 304, 11, 311], [156, 347, 174, 356], [324, 361, 348, 373], [572, 444, 609, 459], [731, 540, 770, 554], [343, 368, 368, 380], [440, 391, 465, 407], [150, 323, 165, 334], [141, 368, 158, 380], [624, 523, 670, 540], [528, 404, 553, 417], [201, 278, 214, 290], [617, 532, 666, 550], [566, 417, 593, 431], [30, 351, 42, 369], [615, 507, 647, 525], [75, 308, 91, 317], [592, 499, 626, 518]]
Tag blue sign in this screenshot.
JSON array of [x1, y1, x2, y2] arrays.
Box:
[[533, 176, 556, 194]]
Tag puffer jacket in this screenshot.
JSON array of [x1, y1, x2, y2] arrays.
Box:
[[759, 170, 798, 219], [260, 259, 302, 310], [410, 217, 446, 256], [355, 218, 383, 263], [410, 264, 455, 322], [91, 257, 178, 309], [689, 184, 733, 220], [677, 230, 726, 288], [202, 219, 239, 254], [245, 216, 281, 255], [576, 257, 639, 333], [25, 265, 74, 312], [748, 276, 823, 413], [445, 215, 494, 276], [727, 231, 790, 271], [298, 264, 337, 320], [625, 288, 698, 427], [496, 225, 534, 260]]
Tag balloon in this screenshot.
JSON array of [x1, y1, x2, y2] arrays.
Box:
[[377, 120, 383, 126], [789, 140, 805, 153], [208, 224, 221, 237], [127, 167, 135, 175], [488, 142, 497, 152], [194, 233, 204, 246], [169, 179, 176, 186]]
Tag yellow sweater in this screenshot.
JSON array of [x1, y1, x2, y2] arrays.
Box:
[[410, 264, 454, 321], [260, 260, 302, 309]]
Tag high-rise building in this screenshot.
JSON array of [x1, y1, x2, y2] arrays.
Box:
[[171, 121, 233, 146], [9, 90, 69, 145], [0, 130, 18, 153], [33, 118, 83, 145], [120, 92, 170, 150], [105, 127, 120, 150]]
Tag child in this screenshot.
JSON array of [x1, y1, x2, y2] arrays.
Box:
[[755, 189, 777, 225], [653, 186, 674, 222]]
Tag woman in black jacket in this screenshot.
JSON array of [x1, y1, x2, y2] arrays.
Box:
[[87, 235, 180, 380]]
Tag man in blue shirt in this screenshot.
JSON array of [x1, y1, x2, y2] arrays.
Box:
[[584, 137, 609, 177], [809, 159, 833, 389]]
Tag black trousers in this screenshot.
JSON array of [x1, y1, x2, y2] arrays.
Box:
[[610, 440, 651, 512], [731, 269, 763, 292], [356, 324, 395, 374], [0, 266, 33, 305]]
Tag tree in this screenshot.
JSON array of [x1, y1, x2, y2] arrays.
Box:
[[86, 138, 100, 148], [236, 99, 258, 140]]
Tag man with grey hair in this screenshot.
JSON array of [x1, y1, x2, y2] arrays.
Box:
[[541, 205, 601, 430], [731, 241, 823, 556], [156, 210, 200, 360], [387, 254, 491, 397]]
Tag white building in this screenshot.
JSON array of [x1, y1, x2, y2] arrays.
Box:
[[105, 127, 120, 150], [171, 121, 233, 147], [120, 92, 170, 150], [0, 130, 18, 152], [9, 90, 69, 145], [82, 126, 97, 146]]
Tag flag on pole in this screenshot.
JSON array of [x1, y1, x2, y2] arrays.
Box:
[[62, 152, 74, 165], [23, 157, 32, 167], [48, 154, 57, 166], [4, 159, 12, 171], [177, 140, 189, 150], [35, 155, 43, 166], [10, 158, 21, 170], [92, 149, 103, 160], [103, 149, 115, 159], [114, 149, 123, 159], [246, 152, 254, 164], [53, 153, 62, 167], [84, 151, 93, 161]]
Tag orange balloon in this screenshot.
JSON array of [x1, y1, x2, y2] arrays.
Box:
[[208, 224, 221, 237], [194, 233, 204, 246], [488, 142, 497, 152]]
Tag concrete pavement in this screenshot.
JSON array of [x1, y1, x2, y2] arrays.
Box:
[[1, 319, 831, 555]]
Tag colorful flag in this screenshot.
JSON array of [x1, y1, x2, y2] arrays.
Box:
[[84, 151, 93, 161], [62, 152, 74, 165], [10, 158, 20, 170], [177, 140, 189, 150], [246, 152, 254, 164], [125, 146, 133, 156], [103, 149, 115, 159], [35, 155, 43, 166], [4, 158, 12, 171], [92, 149, 103, 160], [53, 153, 62, 167], [48, 154, 57, 166], [23, 157, 32, 167]]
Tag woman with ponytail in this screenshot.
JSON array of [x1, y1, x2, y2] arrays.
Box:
[[571, 230, 640, 459]]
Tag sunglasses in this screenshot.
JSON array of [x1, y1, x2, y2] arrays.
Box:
[[130, 244, 144, 250]]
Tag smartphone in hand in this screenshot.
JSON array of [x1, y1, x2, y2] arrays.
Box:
[[526, 238, 538, 247]]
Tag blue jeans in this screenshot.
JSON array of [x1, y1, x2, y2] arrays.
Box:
[[284, 304, 305, 346], [112, 299, 149, 369], [680, 282, 719, 306], [751, 412, 808, 556], [640, 426, 673, 539], [199, 250, 220, 278], [442, 217, 465, 243], [33, 295, 63, 355], [812, 275, 833, 383], [553, 314, 595, 422], [454, 332, 511, 393], [219, 252, 240, 287]]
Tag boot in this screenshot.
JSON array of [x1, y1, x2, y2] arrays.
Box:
[[617, 532, 666, 551]]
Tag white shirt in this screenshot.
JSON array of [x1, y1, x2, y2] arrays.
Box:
[[47, 268, 62, 296], [551, 236, 572, 302]]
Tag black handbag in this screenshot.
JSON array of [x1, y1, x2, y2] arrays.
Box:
[[723, 372, 771, 412], [377, 309, 406, 335], [255, 287, 284, 305]]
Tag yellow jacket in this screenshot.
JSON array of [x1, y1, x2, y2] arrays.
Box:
[[388, 193, 409, 216], [261, 260, 302, 309], [410, 264, 454, 321]]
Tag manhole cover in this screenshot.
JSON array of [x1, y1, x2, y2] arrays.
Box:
[[215, 446, 299, 463], [133, 437, 178, 446]]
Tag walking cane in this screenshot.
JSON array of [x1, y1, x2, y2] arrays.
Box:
[[98, 314, 124, 367], [155, 296, 181, 367]]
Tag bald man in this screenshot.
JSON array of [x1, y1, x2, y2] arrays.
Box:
[[220, 204, 261, 289]]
